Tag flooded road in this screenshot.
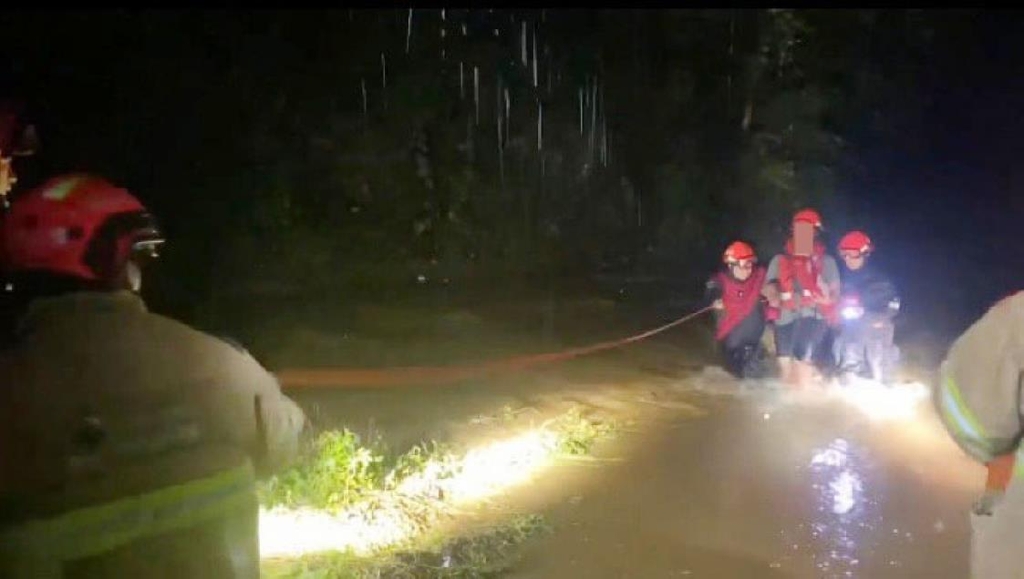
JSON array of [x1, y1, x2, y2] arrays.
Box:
[[506, 382, 980, 578], [272, 296, 981, 578]]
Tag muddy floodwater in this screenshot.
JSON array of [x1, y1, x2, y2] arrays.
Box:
[[268, 296, 979, 578], [506, 375, 978, 579]]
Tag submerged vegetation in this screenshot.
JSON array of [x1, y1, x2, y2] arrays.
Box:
[[259, 404, 618, 577]]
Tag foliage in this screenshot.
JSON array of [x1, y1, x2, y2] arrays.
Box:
[[259, 404, 615, 576], [258, 404, 617, 510], [553, 406, 617, 456], [259, 430, 459, 511], [3, 10, 942, 312]]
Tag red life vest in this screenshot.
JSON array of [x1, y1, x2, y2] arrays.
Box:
[[715, 266, 766, 340], [777, 239, 837, 323]]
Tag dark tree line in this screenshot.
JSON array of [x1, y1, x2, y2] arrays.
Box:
[[1, 9, 956, 319]]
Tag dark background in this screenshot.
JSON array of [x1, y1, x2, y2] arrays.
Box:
[[3, 9, 1019, 348]]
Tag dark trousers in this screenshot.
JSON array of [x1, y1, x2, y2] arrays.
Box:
[[719, 311, 767, 379], [833, 318, 899, 384]]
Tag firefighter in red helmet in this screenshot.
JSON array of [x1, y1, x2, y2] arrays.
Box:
[[706, 241, 771, 379], [833, 230, 901, 386], [0, 174, 308, 577]]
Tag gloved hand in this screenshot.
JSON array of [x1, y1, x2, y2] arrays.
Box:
[[974, 454, 1017, 516], [973, 488, 1004, 516], [986, 453, 1016, 492]]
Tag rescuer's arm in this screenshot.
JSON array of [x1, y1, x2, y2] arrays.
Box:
[[864, 274, 900, 321], [820, 255, 841, 304], [936, 292, 1024, 466], [206, 340, 311, 477], [761, 255, 782, 307], [705, 276, 724, 309], [877, 271, 900, 320], [247, 365, 311, 475]]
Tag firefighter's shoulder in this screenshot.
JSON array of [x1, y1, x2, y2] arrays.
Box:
[[213, 334, 250, 356], [141, 308, 270, 375], [990, 291, 1024, 314]]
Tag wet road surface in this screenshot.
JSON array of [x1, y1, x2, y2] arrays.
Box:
[[506, 384, 980, 579], [275, 297, 979, 578]]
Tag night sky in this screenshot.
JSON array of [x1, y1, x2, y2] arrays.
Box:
[[848, 11, 1024, 336]]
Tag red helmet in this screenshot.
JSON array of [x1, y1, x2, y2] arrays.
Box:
[[792, 208, 823, 229], [1, 174, 163, 283], [723, 241, 756, 265], [838, 230, 872, 256]]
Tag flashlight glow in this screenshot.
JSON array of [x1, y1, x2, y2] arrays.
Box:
[[841, 306, 864, 321]]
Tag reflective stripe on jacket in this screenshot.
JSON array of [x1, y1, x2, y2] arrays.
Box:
[[0, 460, 255, 575], [936, 292, 1024, 469]]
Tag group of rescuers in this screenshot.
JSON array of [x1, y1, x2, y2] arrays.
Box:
[[709, 207, 1024, 578], [0, 104, 1021, 578], [705, 207, 901, 390]]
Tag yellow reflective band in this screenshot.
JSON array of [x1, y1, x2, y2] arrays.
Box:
[[0, 462, 255, 562], [937, 364, 989, 446]]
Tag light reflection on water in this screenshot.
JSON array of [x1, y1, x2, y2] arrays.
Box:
[[780, 437, 902, 578], [811, 438, 870, 576]]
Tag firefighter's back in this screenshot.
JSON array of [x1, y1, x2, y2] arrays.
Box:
[[0, 173, 308, 578], [0, 290, 270, 578]]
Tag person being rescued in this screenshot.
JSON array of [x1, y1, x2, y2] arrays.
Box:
[[705, 241, 771, 379], [833, 230, 901, 386], [761, 208, 841, 389]]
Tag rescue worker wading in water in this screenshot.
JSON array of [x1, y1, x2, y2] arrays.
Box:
[[0, 174, 310, 578], [833, 230, 901, 386], [705, 241, 771, 379], [761, 208, 841, 389]]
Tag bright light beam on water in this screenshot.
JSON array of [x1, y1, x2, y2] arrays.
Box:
[[259, 428, 560, 558], [832, 381, 930, 422]]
